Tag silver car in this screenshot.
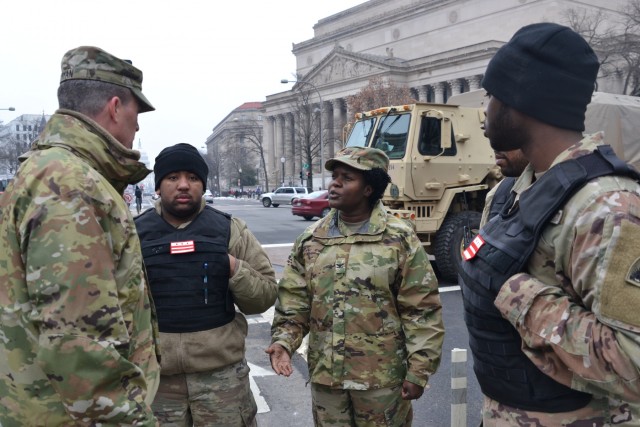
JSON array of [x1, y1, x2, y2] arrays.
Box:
[[261, 186, 309, 207]]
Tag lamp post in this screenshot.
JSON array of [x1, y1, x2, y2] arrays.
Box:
[[280, 157, 285, 186], [281, 78, 324, 190]]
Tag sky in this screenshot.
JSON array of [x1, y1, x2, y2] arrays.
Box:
[[1, 0, 366, 165]]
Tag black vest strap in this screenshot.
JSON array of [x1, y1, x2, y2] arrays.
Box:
[[136, 206, 235, 333], [460, 145, 640, 411]]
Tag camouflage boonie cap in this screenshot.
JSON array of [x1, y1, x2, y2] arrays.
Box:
[[325, 146, 389, 173], [60, 46, 155, 113]]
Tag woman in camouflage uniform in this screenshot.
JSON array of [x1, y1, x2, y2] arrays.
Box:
[[267, 147, 444, 426]]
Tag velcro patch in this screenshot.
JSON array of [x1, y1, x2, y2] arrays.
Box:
[[600, 219, 640, 327]]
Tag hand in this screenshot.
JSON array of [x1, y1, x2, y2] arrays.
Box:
[[265, 343, 293, 377], [401, 380, 424, 400]]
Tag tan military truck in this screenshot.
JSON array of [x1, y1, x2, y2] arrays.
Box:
[[343, 90, 640, 283]]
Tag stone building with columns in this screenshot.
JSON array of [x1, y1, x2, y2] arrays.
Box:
[[210, 0, 629, 190]]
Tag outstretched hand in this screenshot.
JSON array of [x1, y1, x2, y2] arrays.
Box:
[[265, 343, 293, 377], [401, 380, 424, 400]]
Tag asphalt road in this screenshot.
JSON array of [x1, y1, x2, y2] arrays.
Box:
[[146, 197, 484, 426]]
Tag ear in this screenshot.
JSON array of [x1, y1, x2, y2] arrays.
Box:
[[106, 96, 122, 123], [363, 184, 373, 198]]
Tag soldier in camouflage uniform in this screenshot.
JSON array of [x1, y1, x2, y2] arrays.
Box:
[[267, 147, 444, 427], [0, 47, 160, 425], [136, 143, 278, 426], [461, 23, 640, 426]]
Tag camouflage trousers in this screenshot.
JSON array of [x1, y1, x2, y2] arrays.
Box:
[[152, 359, 257, 427], [482, 395, 638, 426], [311, 383, 412, 427]]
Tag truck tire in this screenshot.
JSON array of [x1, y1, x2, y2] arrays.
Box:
[[433, 211, 481, 284]]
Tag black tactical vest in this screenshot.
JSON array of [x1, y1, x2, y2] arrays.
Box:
[[460, 145, 640, 411], [135, 206, 234, 333]]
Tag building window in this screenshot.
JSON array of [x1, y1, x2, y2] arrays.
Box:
[[28, 125, 32, 131], [16, 125, 19, 131], [23, 125, 27, 131]]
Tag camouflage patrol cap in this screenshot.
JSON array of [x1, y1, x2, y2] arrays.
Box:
[[325, 146, 389, 173], [60, 46, 155, 113]]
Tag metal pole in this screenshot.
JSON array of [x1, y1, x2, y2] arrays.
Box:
[[451, 348, 468, 427]]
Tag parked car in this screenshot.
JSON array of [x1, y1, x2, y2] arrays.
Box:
[[261, 186, 309, 207], [292, 190, 330, 220], [204, 190, 214, 204]]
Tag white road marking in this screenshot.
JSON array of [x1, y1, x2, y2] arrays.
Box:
[[248, 362, 276, 414]]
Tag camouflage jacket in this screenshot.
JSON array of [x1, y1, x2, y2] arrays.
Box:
[[494, 133, 640, 421], [0, 110, 160, 426], [271, 201, 444, 390], [146, 200, 278, 375]]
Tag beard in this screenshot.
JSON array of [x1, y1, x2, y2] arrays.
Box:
[[487, 103, 531, 152]]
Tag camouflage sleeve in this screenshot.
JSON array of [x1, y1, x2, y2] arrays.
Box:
[[270, 233, 311, 355], [396, 229, 444, 387], [228, 217, 278, 315], [24, 193, 157, 424], [495, 192, 640, 401]]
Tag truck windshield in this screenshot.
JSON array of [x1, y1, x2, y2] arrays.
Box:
[[371, 113, 410, 159], [345, 118, 376, 148]]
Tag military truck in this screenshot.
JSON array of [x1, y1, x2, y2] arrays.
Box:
[[344, 95, 498, 283], [343, 90, 640, 283]]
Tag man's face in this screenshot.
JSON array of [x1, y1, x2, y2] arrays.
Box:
[[483, 94, 530, 152], [111, 96, 140, 149], [327, 164, 372, 214], [158, 171, 203, 225], [494, 149, 528, 177]]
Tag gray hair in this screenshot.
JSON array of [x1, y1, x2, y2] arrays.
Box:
[[57, 79, 134, 117]]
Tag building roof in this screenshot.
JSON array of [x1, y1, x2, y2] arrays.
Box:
[[235, 102, 263, 110]]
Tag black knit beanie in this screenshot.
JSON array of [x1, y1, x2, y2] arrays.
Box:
[[154, 143, 208, 190], [482, 22, 599, 131]]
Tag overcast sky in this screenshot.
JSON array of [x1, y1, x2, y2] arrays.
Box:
[[1, 0, 366, 164]]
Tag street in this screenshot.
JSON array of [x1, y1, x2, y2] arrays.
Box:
[[138, 197, 483, 426]]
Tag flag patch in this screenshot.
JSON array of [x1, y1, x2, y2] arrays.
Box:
[[170, 240, 195, 254], [463, 235, 485, 261]]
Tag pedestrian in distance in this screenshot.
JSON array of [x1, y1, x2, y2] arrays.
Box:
[[0, 46, 160, 425], [460, 22, 640, 425], [135, 184, 143, 214], [267, 146, 444, 427], [135, 143, 278, 426]]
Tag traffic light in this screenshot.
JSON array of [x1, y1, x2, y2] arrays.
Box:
[[306, 171, 311, 178], [300, 171, 304, 180]]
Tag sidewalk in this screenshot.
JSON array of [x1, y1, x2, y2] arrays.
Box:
[[262, 244, 293, 281]]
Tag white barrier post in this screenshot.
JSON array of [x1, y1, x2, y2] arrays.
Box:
[[451, 348, 467, 427]]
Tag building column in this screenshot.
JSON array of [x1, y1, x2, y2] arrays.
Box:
[[284, 112, 295, 185], [417, 85, 429, 102], [266, 116, 275, 177], [433, 82, 445, 104], [467, 75, 482, 91], [331, 99, 345, 156], [275, 115, 286, 186], [449, 79, 462, 97]]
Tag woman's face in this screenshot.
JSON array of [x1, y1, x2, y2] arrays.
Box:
[[327, 164, 372, 215]]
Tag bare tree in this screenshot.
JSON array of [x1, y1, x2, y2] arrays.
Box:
[[564, 2, 640, 95], [232, 118, 269, 192], [347, 76, 416, 114], [290, 87, 320, 191], [0, 136, 29, 175]]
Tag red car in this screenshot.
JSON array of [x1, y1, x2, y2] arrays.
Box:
[[291, 190, 330, 221]]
